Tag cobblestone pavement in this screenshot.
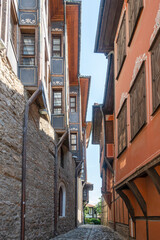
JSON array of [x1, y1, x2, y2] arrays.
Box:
[[51, 224, 125, 240]]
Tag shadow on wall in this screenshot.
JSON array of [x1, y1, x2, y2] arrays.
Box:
[[0, 78, 57, 239]]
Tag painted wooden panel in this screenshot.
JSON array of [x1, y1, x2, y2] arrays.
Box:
[[51, 76, 64, 86], [51, 58, 64, 75], [19, 66, 37, 86], [19, 11, 37, 25], [51, 114, 64, 129], [19, 0, 37, 10]]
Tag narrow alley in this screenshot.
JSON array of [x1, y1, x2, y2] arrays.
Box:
[[52, 225, 124, 240]]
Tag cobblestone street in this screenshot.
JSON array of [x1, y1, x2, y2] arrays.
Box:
[[52, 225, 124, 240]]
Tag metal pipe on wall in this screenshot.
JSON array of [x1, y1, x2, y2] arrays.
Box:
[[21, 83, 42, 240]]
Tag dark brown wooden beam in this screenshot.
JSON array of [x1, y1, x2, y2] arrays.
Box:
[[146, 168, 160, 194], [127, 181, 147, 217], [116, 189, 135, 222]]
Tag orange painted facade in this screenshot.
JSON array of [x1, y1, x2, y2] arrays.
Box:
[[93, 0, 160, 239], [114, 1, 160, 239]]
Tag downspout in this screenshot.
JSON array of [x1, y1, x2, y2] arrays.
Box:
[[54, 131, 68, 236], [21, 1, 42, 238], [21, 83, 42, 240]]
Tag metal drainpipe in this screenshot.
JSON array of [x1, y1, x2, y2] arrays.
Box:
[[54, 131, 68, 236], [21, 83, 42, 240], [21, 0, 42, 237]]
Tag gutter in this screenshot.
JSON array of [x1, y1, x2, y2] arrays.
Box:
[[54, 131, 68, 236], [21, 83, 42, 240], [21, 1, 42, 238]]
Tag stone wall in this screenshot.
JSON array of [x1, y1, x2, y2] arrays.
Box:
[[0, 55, 56, 239], [57, 145, 76, 234], [0, 55, 25, 240]]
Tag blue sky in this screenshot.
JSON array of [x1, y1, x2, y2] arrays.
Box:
[[80, 0, 108, 204]]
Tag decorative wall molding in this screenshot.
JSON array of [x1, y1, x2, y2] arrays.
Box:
[[70, 92, 77, 95], [150, 4, 160, 46], [52, 28, 63, 32], [53, 81, 63, 86], [20, 12, 37, 25], [70, 128, 78, 131], [130, 53, 147, 88]]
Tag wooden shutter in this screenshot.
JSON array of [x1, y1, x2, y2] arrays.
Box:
[[105, 121, 114, 144], [117, 12, 126, 79], [130, 63, 146, 140], [128, 0, 143, 45], [151, 33, 160, 113], [118, 101, 127, 156]]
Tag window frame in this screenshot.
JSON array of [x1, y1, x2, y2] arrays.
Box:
[[21, 33, 35, 66], [117, 100, 127, 157], [116, 12, 127, 80], [70, 132, 78, 151], [52, 34, 62, 57], [70, 95, 77, 113], [53, 89, 63, 114], [128, 0, 144, 46], [129, 62, 146, 141], [150, 32, 160, 115]]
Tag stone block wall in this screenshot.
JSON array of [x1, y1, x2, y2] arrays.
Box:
[[0, 55, 56, 239], [0, 55, 25, 240], [57, 145, 76, 234]]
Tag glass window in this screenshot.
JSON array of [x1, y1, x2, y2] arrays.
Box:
[[71, 133, 77, 151], [53, 90, 62, 114], [52, 35, 61, 57], [21, 34, 35, 65], [70, 96, 76, 112]]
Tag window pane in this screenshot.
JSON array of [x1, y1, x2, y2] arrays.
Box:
[[70, 97, 76, 103], [71, 102, 76, 107], [53, 45, 61, 51], [53, 38, 60, 44], [71, 145, 77, 151], [54, 108, 62, 114], [71, 108, 76, 113], [53, 52, 61, 57], [22, 57, 35, 65]]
